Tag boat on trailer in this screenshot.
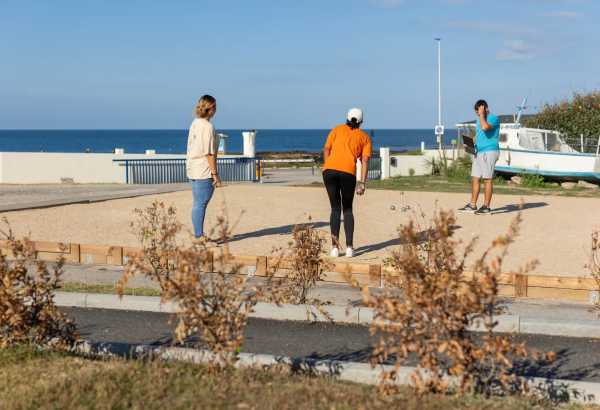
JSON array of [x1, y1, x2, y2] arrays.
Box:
[[456, 119, 600, 183]]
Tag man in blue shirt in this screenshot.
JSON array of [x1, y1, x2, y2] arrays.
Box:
[[459, 99, 500, 215]]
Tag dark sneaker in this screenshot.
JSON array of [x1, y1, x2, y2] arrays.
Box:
[[475, 206, 492, 215], [458, 203, 477, 213]]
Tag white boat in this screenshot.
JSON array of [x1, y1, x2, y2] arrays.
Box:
[[456, 119, 600, 182]]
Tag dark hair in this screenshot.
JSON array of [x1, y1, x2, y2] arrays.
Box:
[[474, 99, 488, 111], [346, 117, 361, 130]]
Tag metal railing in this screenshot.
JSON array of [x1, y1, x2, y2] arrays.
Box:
[[563, 135, 600, 155], [260, 158, 317, 175], [113, 158, 260, 184], [368, 157, 382, 180]]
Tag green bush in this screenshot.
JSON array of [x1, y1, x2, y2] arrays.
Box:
[[524, 91, 600, 137], [446, 156, 472, 180], [519, 173, 546, 188], [425, 155, 472, 179]]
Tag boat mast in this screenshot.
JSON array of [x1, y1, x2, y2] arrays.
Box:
[[515, 96, 528, 126]]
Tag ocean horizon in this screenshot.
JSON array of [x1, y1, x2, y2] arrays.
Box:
[[0, 129, 456, 154]]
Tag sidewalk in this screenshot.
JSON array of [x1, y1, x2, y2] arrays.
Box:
[[56, 263, 600, 338], [0, 169, 321, 213], [0, 183, 191, 212]]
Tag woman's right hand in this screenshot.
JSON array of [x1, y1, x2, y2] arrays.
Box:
[[356, 181, 366, 195], [212, 174, 222, 188]]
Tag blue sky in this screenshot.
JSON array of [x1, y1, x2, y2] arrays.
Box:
[[1, 0, 598, 129]]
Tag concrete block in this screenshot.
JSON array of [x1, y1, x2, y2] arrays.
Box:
[[520, 318, 600, 338], [85, 294, 162, 312], [54, 292, 88, 308]]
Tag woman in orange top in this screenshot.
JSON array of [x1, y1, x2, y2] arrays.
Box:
[[322, 108, 372, 258]]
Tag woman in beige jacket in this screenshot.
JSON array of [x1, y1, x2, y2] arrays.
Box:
[[186, 95, 221, 239]]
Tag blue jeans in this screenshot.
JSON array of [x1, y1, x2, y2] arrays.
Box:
[[191, 178, 215, 238]]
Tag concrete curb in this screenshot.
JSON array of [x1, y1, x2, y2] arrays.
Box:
[[54, 292, 600, 339], [80, 341, 600, 404]]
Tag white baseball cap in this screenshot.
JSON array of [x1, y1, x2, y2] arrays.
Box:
[[347, 107, 363, 123]]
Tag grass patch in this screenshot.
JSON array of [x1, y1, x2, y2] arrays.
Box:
[[366, 176, 600, 198], [392, 149, 424, 156], [0, 347, 592, 409], [519, 173, 548, 188], [59, 282, 161, 297]]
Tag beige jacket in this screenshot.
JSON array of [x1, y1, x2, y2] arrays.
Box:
[[186, 118, 219, 180]]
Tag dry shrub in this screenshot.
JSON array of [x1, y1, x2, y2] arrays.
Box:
[[0, 220, 77, 349], [264, 219, 333, 320], [286, 222, 327, 304], [590, 231, 600, 312], [118, 202, 258, 366], [360, 209, 547, 397]]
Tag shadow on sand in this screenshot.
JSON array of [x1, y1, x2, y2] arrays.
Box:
[[353, 224, 462, 257], [229, 222, 328, 243], [493, 202, 549, 214]]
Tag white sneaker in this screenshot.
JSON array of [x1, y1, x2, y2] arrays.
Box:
[[345, 247, 354, 258], [330, 247, 339, 258]]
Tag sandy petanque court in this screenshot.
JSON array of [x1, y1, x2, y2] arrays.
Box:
[[1, 184, 599, 278]]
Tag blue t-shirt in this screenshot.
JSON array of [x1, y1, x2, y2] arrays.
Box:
[[475, 114, 500, 153]]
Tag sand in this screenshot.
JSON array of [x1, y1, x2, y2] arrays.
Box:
[[1, 184, 599, 278]]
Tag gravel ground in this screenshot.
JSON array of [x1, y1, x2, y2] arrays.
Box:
[[1, 184, 599, 277]]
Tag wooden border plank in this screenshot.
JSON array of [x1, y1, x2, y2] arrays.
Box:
[[369, 264, 382, 288], [498, 284, 514, 297], [514, 274, 528, 297], [70, 243, 81, 264], [107, 246, 124, 266], [80, 244, 112, 265], [256, 256, 268, 276], [331, 261, 370, 275], [2, 237, 599, 302], [525, 287, 591, 302], [36, 252, 64, 262], [526, 275, 596, 291], [33, 241, 69, 253]]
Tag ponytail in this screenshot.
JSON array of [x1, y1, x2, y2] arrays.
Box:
[[346, 117, 361, 130]]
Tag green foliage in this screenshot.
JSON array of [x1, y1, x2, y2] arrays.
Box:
[[403, 150, 425, 156], [426, 156, 443, 176], [408, 168, 416, 177], [426, 154, 472, 180], [519, 173, 546, 188], [524, 91, 600, 138], [446, 156, 472, 180]]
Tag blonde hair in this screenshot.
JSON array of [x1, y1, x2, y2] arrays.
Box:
[[195, 95, 217, 119]]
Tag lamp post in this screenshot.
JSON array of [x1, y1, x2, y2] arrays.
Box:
[[434, 38, 444, 151]]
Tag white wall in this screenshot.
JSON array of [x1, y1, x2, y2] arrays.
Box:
[[0, 152, 184, 184], [390, 155, 432, 177], [389, 149, 460, 177], [0, 152, 246, 184]]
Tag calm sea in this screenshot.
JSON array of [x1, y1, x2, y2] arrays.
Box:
[[0, 129, 452, 154]]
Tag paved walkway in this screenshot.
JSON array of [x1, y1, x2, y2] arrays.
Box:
[[59, 263, 600, 330], [260, 168, 322, 186], [0, 183, 191, 212], [0, 169, 320, 213]]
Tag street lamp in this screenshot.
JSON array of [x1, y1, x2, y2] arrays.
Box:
[[434, 38, 444, 151]]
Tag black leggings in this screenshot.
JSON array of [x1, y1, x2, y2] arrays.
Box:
[[323, 169, 356, 247]]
